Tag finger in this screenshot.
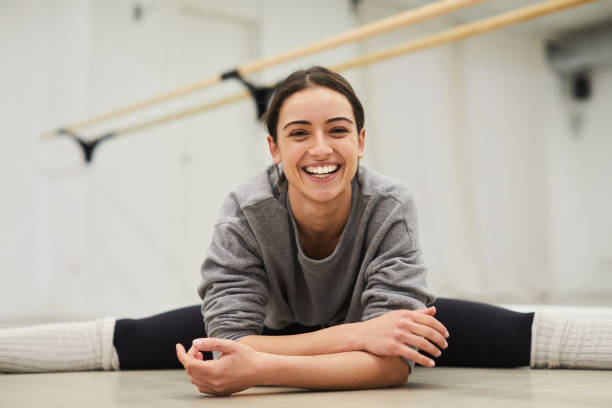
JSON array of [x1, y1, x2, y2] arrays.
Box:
[[189, 347, 204, 360], [408, 322, 449, 350], [193, 338, 239, 354], [176, 344, 189, 368], [402, 333, 442, 357], [178, 345, 215, 376], [412, 313, 450, 338], [178, 350, 208, 375], [415, 306, 436, 316], [400, 346, 435, 368]]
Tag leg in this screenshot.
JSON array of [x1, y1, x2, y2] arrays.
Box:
[[0, 317, 117, 373], [431, 298, 534, 367], [0, 305, 208, 372], [114, 305, 211, 370], [531, 309, 612, 369]]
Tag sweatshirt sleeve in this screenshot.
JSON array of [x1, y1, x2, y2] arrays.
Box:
[[361, 196, 436, 321], [198, 219, 269, 343]]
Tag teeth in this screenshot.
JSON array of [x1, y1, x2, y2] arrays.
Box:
[[305, 164, 338, 174]]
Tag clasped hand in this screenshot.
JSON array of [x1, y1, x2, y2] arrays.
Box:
[[353, 306, 449, 368], [176, 338, 262, 396], [176, 306, 449, 395]]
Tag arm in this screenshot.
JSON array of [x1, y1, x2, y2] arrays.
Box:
[[262, 351, 409, 390], [238, 307, 448, 368], [183, 191, 446, 395], [177, 338, 410, 396], [199, 217, 269, 343], [179, 308, 447, 395], [239, 199, 448, 366]]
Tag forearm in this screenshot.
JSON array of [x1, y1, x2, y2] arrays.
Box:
[[257, 351, 410, 390], [239, 322, 360, 356]]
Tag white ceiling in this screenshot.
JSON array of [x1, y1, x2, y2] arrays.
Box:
[[387, 0, 612, 36]]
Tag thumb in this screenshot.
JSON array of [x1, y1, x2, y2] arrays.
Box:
[[192, 338, 238, 354]]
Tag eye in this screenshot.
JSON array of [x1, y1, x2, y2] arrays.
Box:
[[289, 129, 308, 137], [330, 127, 349, 136]]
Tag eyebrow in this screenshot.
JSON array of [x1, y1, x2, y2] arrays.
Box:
[[282, 117, 354, 130]]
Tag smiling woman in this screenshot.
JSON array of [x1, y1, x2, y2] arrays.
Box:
[[1, 67, 611, 395], [266, 68, 365, 224], [185, 67, 441, 394], [270, 86, 362, 204], [268, 83, 365, 257]]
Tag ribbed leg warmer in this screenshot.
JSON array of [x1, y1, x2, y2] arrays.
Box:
[[531, 311, 612, 369], [0, 317, 119, 373]]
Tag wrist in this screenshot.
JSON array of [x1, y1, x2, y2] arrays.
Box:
[[344, 321, 364, 352], [255, 352, 283, 386]]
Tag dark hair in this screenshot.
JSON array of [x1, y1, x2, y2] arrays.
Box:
[[264, 66, 364, 143]]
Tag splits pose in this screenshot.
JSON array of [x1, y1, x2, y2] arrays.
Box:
[[1, 67, 610, 395]]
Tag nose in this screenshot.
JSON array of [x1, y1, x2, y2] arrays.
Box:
[[307, 131, 333, 158]]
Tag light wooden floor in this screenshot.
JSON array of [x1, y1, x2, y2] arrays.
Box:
[[1, 367, 611, 408]]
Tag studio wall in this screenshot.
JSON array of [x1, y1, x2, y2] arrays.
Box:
[[0, 0, 610, 322]]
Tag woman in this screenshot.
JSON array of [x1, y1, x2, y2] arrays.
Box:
[[1, 67, 610, 394]]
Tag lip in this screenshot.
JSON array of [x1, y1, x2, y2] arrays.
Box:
[[301, 163, 342, 183]]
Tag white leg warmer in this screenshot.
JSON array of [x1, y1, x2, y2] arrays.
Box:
[[0, 317, 119, 373], [531, 311, 612, 369]]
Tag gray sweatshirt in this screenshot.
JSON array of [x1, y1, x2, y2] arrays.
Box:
[[199, 165, 435, 344]]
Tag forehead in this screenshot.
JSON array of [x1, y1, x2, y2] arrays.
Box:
[[278, 86, 354, 124]]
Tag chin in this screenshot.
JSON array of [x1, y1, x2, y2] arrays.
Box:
[[307, 186, 348, 204], [309, 193, 338, 203]]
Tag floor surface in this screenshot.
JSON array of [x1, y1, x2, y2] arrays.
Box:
[[1, 366, 611, 408]]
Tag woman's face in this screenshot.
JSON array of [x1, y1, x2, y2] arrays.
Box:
[[267, 86, 365, 205]]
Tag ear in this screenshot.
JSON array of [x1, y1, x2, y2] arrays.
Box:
[[267, 135, 281, 165], [357, 128, 365, 159]]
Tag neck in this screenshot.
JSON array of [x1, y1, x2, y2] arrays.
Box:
[[288, 184, 352, 255]]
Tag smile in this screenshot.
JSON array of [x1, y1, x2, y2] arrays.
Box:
[[303, 164, 340, 179]]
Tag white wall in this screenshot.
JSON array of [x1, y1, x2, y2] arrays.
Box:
[[546, 66, 612, 302], [1, 0, 611, 322], [0, 0, 361, 321], [459, 31, 553, 302], [357, 1, 488, 299], [258, 0, 364, 98], [1, 0, 92, 319], [358, 1, 612, 304], [0, 0, 264, 320]]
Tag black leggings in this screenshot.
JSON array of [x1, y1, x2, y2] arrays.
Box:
[[113, 298, 534, 370]]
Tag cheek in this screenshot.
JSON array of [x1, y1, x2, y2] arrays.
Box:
[[277, 146, 300, 167], [339, 141, 361, 159]]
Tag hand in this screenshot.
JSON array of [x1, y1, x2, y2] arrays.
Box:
[[353, 307, 449, 367], [176, 338, 263, 396]]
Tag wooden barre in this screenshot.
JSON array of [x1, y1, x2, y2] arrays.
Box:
[[98, 0, 595, 142], [238, 0, 486, 75], [42, 0, 486, 139], [332, 0, 597, 72], [117, 91, 251, 136]]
